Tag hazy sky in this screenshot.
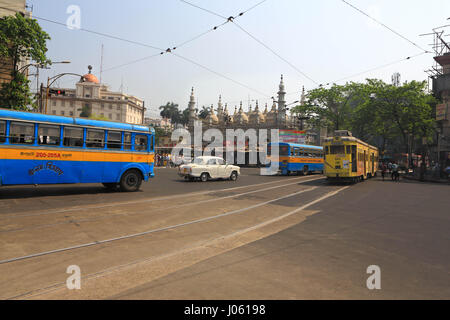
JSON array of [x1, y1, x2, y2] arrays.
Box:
[[24, 0, 450, 117]]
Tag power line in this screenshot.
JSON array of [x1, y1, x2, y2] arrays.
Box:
[[171, 52, 271, 98], [340, 0, 430, 53], [232, 21, 319, 85]]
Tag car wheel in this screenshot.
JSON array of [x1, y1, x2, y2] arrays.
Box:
[[120, 169, 142, 192], [200, 172, 209, 182], [230, 171, 238, 181]]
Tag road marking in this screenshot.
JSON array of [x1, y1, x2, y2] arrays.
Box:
[[0, 186, 323, 265], [0, 176, 324, 233], [0, 175, 324, 219]]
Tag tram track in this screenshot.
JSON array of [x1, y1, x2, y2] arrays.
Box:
[[2, 185, 350, 300], [0, 175, 321, 219], [0, 176, 324, 234]]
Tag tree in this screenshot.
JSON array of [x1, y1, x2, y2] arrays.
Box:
[[0, 13, 51, 110], [79, 105, 91, 118], [198, 106, 209, 119]]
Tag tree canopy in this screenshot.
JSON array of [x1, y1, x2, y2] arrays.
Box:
[[293, 79, 437, 155], [0, 13, 51, 110], [159, 102, 189, 126]]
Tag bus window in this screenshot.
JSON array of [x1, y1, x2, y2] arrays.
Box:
[[63, 127, 83, 147], [38, 125, 60, 146], [330, 145, 345, 154], [86, 129, 105, 148], [0, 120, 5, 143], [135, 135, 148, 151], [124, 132, 132, 150], [279, 146, 289, 156], [10, 122, 35, 145], [294, 147, 300, 156], [107, 131, 122, 149]]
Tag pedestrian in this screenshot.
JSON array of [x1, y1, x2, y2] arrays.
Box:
[[381, 163, 387, 181], [391, 162, 399, 181]]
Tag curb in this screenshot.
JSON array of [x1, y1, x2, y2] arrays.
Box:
[[402, 174, 450, 185]]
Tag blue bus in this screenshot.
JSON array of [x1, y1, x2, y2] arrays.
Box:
[[267, 142, 324, 175], [0, 109, 154, 191]]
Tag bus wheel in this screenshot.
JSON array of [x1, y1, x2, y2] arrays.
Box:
[[120, 169, 142, 192], [102, 183, 118, 190]]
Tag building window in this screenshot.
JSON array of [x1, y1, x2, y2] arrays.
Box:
[[86, 129, 105, 148], [63, 127, 83, 147], [52, 101, 56, 106], [70, 101, 74, 107], [85, 94, 90, 98], [10, 122, 35, 145], [117, 105, 120, 110], [116, 114, 120, 120], [61, 111, 65, 116], [52, 110, 56, 115], [109, 104, 112, 110], [108, 97, 114, 100], [101, 103, 104, 109], [69, 111, 74, 116], [61, 100, 65, 107], [38, 125, 60, 146], [108, 114, 112, 119]]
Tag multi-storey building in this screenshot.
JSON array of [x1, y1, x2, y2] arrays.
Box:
[[44, 66, 145, 124]]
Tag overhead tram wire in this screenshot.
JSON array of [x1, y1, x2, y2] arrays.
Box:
[[0, 5, 271, 100], [232, 22, 319, 86], [340, 0, 430, 54]]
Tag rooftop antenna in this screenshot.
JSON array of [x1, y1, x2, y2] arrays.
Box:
[[100, 44, 104, 84]]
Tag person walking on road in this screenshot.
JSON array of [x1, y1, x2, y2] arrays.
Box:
[[391, 162, 399, 181], [381, 163, 387, 181]]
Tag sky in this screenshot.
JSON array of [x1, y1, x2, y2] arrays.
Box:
[[20, 0, 450, 117]]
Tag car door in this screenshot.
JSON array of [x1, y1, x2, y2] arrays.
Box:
[[206, 158, 218, 178], [217, 158, 228, 178]]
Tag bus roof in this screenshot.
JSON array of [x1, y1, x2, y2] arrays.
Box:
[[268, 142, 323, 150], [0, 108, 152, 133]]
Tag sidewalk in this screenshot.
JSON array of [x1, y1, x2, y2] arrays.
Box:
[[402, 172, 450, 184]]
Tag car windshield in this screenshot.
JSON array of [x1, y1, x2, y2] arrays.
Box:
[[193, 158, 205, 165]]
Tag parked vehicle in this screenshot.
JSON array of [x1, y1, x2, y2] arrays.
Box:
[[178, 156, 240, 182]]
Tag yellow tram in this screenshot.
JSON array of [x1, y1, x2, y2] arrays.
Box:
[[323, 130, 379, 183]]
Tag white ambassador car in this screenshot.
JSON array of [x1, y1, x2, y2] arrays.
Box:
[[178, 156, 240, 182]]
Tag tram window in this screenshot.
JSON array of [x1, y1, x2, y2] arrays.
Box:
[[63, 127, 83, 147], [124, 132, 132, 150], [346, 146, 351, 154], [135, 134, 148, 151], [330, 145, 345, 154], [38, 125, 60, 146], [351, 145, 356, 154], [86, 129, 105, 148], [107, 131, 122, 149], [10, 122, 35, 145], [0, 120, 6, 143]]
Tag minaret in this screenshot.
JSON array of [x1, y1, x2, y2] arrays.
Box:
[[277, 74, 287, 127], [300, 86, 306, 106], [188, 87, 196, 127], [217, 95, 223, 119]]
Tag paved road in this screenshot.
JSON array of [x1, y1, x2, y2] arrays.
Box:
[[0, 169, 448, 299]]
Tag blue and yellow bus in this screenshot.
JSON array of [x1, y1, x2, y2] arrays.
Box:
[[267, 142, 324, 175], [0, 109, 154, 191]]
